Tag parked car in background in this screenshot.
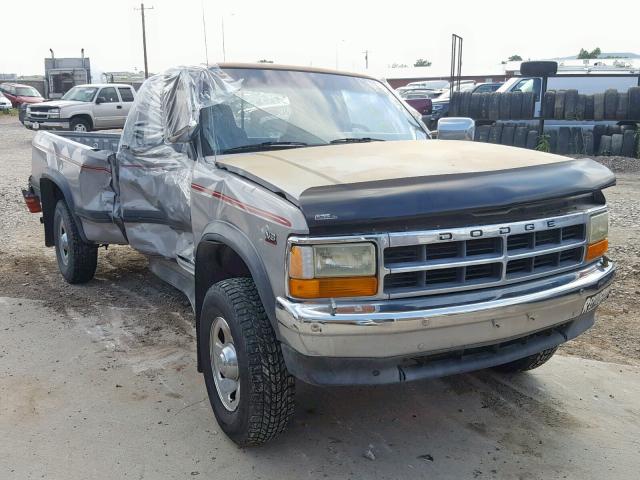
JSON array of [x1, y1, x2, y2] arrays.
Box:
[[397, 88, 432, 119], [472, 82, 503, 94], [23, 83, 136, 132], [0, 91, 12, 110], [0, 83, 45, 108]]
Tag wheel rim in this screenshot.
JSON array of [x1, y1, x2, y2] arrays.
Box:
[[210, 316, 240, 411], [58, 220, 69, 265], [74, 123, 87, 132]]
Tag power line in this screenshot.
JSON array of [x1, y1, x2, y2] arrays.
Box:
[[135, 3, 154, 79]]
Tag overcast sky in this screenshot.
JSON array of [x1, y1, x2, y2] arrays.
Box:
[[1, 0, 638, 77]]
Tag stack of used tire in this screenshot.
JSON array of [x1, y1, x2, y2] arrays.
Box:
[[450, 91, 536, 120], [473, 122, 539, 149], [542, 86, 640, 121]]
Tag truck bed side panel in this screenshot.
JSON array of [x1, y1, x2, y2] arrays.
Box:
[[31, 131, 127, 245]]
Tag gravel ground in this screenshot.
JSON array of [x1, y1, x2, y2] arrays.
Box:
[[0, 115, 639, 365]]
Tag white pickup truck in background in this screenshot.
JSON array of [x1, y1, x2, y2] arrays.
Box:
[[497, 74, 640, 118], [24, 83, 136, 132]]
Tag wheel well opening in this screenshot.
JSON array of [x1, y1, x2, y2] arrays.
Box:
[[195, 241, 253, 372], [40, 178, 64, 247], [71, 114, 93, 128], [195, 242, 252, 318]]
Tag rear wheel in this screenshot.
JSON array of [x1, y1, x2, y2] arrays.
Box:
[[53, 200, 98, 284], [493, 347, 558, 373], [200, 277, 295, 446]]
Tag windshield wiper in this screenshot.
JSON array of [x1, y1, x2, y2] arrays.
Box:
[[329, 137, 385, 144], [220, 141, 316, 154]]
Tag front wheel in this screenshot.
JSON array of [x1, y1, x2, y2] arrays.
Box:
[[53, 200, 98, 284], [493, 346, 558, 373], [200, 277, 295, 446], [70, 117, 91, 132]]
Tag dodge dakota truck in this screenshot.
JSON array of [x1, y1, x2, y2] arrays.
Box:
[[24, 63, 616, 446]]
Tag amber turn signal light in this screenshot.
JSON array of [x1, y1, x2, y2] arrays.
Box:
[[289, 276, 378, 299], [585, 239, 608, 262]]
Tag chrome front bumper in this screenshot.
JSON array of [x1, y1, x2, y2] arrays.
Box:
[[276, 259, 615, 359]]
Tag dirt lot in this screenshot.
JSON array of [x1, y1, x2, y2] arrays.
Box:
[[1, 115, 639, 365]]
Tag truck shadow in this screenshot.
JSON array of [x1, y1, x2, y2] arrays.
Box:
[[240, 367, 583, 478]]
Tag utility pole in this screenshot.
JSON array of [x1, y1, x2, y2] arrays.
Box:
[[201, 0, 209, 65], [364, 50, 369, 69], [135, 3, 154, 78]]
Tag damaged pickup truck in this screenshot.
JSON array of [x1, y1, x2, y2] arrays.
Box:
[[25, 63, 616, 446]]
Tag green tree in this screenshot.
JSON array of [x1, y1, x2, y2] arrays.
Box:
[[577, 47, 601, 59], [391, 62, 409, 68], [414, 58, 432, 67], [508, 55, 523, 61]]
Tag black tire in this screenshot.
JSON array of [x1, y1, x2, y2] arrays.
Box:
[[593, 93, 605, 121], [488, 123, 503, 144], [604, 89, 618, 120], [548, 129, 558, 153], [575, 94, 586, 120], [519, 61, 558, 76], [598, 135, 612, 156], [584, 94, 595, 120], [583, 130, 594, 155], [449, 92, 460, 117], [593, 124, 606, 152], [461, 91, 472, 117], [476, 124, 491, 142], [499, 93, 511, 120], [500, 125, 515, 146], [554, 90, 566, 120], [628, 87, 640, 120], [469, 93, 482, 119], [53, 200, 98, 284], [70, 117, 92, 132], [493, 347, 558, 373], [514, 125, 528, 148], [525, 130, 538, 149], [616, 92, 628, 120], [510, 91, 523, 120], [556, 127, 570, 154], [622, 130, 636, 157], [611, 133, 623, 156], [521, 91, 535, 119], [572, 127, 584, 154], [200, 277, 295, 446], [542, 91, 555, 119], [482, 93, 493, 120], [564, 89, 578, 120], [488, 92, 501, 120]]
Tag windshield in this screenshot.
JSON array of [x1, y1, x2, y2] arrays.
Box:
[[201, 68, 427, 155], [16, 86, 41, 97], [62, 86, 98, 102]]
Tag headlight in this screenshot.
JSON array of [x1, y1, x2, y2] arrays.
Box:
[[48, 108, 60, 118], [288, 243, 377, 298], [586, 211, 608, 261]]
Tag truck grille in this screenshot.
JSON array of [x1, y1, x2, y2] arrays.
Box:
[[383, 212, 591, 298]]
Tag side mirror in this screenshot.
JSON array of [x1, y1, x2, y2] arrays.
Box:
[[96, 97, 105, 104], [437, 117, 475, 141]]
